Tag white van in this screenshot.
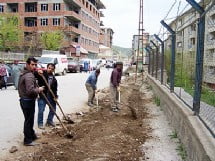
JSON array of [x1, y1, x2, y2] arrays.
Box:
[[38, 54, 68, 75]]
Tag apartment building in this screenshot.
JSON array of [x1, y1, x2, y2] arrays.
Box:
[[166, 1, 215, 87], [204, 4, 215, 87], [132, 33, 149, 64], [99, 27, 114, 48], [0, 0, 105, 58]]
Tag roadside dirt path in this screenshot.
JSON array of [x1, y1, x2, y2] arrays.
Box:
[[4, 74, 153, 161], [4, 70, 182, 161]]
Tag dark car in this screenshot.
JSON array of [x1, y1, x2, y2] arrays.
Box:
[[68, 60, 79, 73]]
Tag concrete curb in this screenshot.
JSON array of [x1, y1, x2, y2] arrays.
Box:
[[147, 75, 215, 161]]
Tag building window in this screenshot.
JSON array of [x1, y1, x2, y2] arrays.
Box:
[[53, 3, 60, 11], [0, 5, 4, 12], [41, 4, 48, 11], [90, 5, 92, 11], [41, 18, 48, 26], [86, 2, 88, 8], [53, 18, 60, 26]]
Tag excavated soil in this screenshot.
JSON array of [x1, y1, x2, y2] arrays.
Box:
[[5, 75, 153, 161]]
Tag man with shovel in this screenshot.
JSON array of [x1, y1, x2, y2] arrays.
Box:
[[110, 62, 123, 112], [85, 68, 100, 107], [18, 57, 44, 146], [35, 63, 58, 129]]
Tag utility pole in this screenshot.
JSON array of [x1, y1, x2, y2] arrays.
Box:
[[135, 0, 144, 82]]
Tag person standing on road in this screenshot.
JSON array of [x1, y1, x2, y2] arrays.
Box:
[[12, 60, 22, 90], [0, 61, 7, 90], [18, 57, 44, 146], [110, 62, 123, 112], [85, 68, 100, 107], [34, 63, 58, 129]]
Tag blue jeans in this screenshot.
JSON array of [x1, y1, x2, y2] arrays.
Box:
[[37, 96, 56, 126]]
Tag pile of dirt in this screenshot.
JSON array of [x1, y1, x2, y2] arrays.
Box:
[[7, 75, 153, 161]]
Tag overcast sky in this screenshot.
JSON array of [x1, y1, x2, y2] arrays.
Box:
[[100, 0, 198, 48]]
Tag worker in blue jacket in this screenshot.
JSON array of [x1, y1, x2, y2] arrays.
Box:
[[85, 68, 100, 107]]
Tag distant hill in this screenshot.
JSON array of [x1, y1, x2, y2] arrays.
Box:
[[112, 45, 132, 58]]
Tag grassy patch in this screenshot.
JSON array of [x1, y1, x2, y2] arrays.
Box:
[[153, 96, 160, 106], [169, 131, 178, 139], [176, 142, 187, 161]]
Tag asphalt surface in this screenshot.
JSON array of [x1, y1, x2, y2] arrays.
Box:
[[0, 68, 112, 157]]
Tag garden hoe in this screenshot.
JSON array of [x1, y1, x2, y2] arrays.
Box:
[[40, 74, 74, 124], [40, 91, 73, 139]]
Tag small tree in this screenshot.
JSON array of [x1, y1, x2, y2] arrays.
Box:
[[0, 15, 22, 51], [41, 31, 64, 51]]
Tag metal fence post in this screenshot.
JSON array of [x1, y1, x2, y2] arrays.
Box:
[[186, 0, 205, 115], [145, 46, 151, 74], [161, 20, 176, 92], [148, 46, 154, 76], [150, 40, 159, 79], [154, 34, 164, 84]]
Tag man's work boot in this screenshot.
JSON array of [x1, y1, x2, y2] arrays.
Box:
[[112, 108, 118, 112], [88, 102, 94, 107], [46, 121, 55, 127]]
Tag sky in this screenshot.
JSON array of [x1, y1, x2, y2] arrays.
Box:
[[100, 0, 198, 48]]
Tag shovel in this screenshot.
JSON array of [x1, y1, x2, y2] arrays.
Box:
[[40, 91, 73, 138], [40, 74, 74, 124]]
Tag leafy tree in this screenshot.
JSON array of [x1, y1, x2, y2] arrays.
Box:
[[0, 15, 22, 51], [41, 31, 64, 51]]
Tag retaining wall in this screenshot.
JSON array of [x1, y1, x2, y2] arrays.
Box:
[[147, 75, 215, 161]]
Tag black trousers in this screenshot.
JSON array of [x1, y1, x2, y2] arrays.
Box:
[[20, 98, 37, 144]]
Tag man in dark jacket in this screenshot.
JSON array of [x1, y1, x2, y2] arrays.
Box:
[[35, 63, 58, 129], [110, 62, 123, 112], [18, 57, 44, 146]]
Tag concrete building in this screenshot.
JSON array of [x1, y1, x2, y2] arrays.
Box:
[[132, 33, 149, 65], [204, 4, 215, 88], [166, 1, 215, 87], [98, 27, 114, 59], [99, 27, 114, 48], [0, 0, 105, 58]]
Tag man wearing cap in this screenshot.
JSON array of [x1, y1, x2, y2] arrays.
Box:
[[85, 68, 100, 107], [110, 62, 123, 112]]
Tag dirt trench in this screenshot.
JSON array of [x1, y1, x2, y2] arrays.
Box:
[[7, 75, 153, 161]]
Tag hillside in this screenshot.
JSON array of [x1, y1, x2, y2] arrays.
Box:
[[112, 45, 132, 58]]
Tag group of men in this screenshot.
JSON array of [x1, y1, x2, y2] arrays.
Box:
[[18, 57, 58, 146], [85, 62, 123, 112], [17, 57, 122, 146]]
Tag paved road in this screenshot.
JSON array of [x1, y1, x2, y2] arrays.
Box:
[[0, 68, 112, 156]]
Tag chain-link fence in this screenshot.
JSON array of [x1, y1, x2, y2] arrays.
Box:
[[147, 1, 215, 137]]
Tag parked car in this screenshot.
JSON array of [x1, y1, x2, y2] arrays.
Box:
[[106, 60, 114, 68], [68, 60, 79, 73], [79, 59, 92, 72], [38, 54, 68, 75]]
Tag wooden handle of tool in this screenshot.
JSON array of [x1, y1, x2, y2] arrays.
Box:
[[40, 74, 67, 119], [40, 91, 68, 132]]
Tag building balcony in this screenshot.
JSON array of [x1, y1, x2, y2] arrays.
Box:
[[207, 19, 215, 33], [204, 73, 215, 84], [64, 25, 81, 35], [64, 0, 81, 8], [208, 6, 215, 16], [176, 35, 182, 42], [64, 10, 82, 21], [206, 40, 215, 49], [22, 26, 38, 32], [188, 45, 195, 51], [188, 31, 196, 38]]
